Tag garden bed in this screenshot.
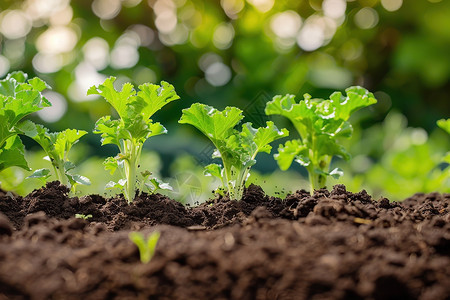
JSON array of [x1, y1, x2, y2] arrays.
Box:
[[0, 182, 449, 300]]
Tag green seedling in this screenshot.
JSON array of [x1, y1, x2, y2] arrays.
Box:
[[20, 123, 90, 191], [265, 86, 377, 193], [0, 71, 51, 173], [179, 103, 288, 200], [129, 231, 160, 264], [75, 214, 92, 220], [88, 77, 179, 203]]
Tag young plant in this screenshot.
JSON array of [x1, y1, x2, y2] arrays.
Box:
[[20, 122, 91, 191], [0, 71, 51, 173], [179, 103, 288, 200], [75, 214, 92, 220], [265, 86, 377, 193], [88, 77, 179, 203], [129, 231, 160, 264]]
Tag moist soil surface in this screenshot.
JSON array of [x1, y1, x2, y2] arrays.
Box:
[[0, 181, 449, 300]]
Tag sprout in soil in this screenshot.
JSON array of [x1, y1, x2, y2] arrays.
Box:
[[129, 231, 160, 264], [88, 77, 179, 203], [265, 86, 377, 193], [179, 103, 288, 200], [75, 214, 92, 220]]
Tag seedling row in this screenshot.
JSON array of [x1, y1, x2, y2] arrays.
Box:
[[1, 71, 448, 203]]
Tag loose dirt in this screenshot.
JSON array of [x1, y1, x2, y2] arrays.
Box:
[[0, 182, 449, 299]]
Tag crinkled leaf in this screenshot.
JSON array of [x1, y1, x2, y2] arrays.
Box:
[[104, 157, 120, 175], [6, 71, 27, 83], [330, 87, 377, 121], [247, 121, 289, 154], [94, 116, 124, 146], [136, 81, 180, 119], [179, 103, 244, 143], [53, 129, 87, 159], [87, 77, 136, 120], [316, 135, 351, 160], [275, 140, 307, 171]]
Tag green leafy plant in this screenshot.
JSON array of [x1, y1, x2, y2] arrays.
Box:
[[179, 103, 288, 200], [20, 123, 90, 191], [265, 86, 377, 193], [88, 77, 179, 203], [0, 71, 50, 173], [129, 231, 160, 264], [75, 214, 92, 220]]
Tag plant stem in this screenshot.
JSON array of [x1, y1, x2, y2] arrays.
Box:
[[54, 160, 69, 187], [123, 140, 139, 203]]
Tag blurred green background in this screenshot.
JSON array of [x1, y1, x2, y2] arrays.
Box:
[[0, 0, 449, 202]]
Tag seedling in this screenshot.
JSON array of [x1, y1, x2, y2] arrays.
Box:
[[0, 71, 51, 172], [88, 77, 179, 203], [265, 86, 377, 193], [20, 123, 91, 191], [179, 103, 288, 200], [75, 214, 92, 220], [129, 231, 160, 264]]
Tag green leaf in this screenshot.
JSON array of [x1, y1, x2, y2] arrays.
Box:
[[105, 179, 126, 190], [329, 168, 344, 179], [275, 140, 307, 171], [179, 103, 244, 143], [437, 119, 450, 135], [147, 122, 167, 138], [145, 177, 173, 193], [247, 121, 289, 154], [87, 77, 136, 120], [136, 81, 180, 119], [67, 174, 91, 186], [104, 157, 120, 175], [27, 168, 51, 179], [204, 163, 223, 178], [6, 71, 27, 83], [53, 129, 88, 159], [0, 136, 29, 171], [129, 231, 160, 264]]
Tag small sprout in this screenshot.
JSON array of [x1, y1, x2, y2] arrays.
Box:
[[75, 214, 92, 220], [89, 77, 180, 203], [266, 86, 377, 193], [129, 231, 160, 264], [140, 170, 173, 194], [20, 123, 90, 192], [179, 103, 288, 200]]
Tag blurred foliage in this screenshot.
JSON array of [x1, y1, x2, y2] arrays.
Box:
[[0, 0, 449, 199]]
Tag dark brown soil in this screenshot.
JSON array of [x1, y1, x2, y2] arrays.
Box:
[[0, 181, 449, 299]]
